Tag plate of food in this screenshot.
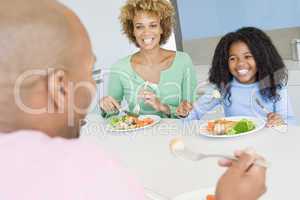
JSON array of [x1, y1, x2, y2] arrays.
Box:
[[107, 114, 161, 132], [199, 116, 265, 138], [173, 188, 215, 200]]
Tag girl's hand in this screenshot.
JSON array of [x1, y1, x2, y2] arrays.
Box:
[[139, 90, 168, 113], [266, 112, 285, 127], [99, 96, 120, 113], [176, 100, 193, 118]]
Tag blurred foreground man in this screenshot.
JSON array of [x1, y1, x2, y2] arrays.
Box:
[[0, 0, 266, 199]]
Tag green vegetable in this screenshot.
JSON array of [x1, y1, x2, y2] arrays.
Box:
[[228, 119, 256, 135], [110, 117, 121, 126]]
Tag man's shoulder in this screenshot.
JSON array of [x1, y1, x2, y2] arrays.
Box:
[[0, 130, 109, 163], [0, 130, 145, 199]]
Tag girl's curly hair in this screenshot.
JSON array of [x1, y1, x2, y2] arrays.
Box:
[[119, 0, 175, 47], [209, 27, 288, 104]]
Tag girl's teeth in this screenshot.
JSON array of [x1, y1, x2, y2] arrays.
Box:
[[238, 69, 249, 75]]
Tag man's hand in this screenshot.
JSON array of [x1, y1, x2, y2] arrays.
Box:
[[216, 149, 267, 200]]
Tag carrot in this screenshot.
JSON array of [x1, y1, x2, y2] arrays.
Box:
[[142, 118, 154, 125], [206, 194, 215, 200], [207, 121, 215, 132]]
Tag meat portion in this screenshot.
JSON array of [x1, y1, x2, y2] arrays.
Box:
[[207, 119, 237, 135]]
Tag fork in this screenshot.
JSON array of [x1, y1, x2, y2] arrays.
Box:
[[133, 81, 149, 115], [170, 138, 269, 168], [144, 187, 170, 200], [255, 98, 269, 114], [255, 98, 287, 131]]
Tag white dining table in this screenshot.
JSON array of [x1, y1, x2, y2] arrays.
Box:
[[80, 113, 300, 200]]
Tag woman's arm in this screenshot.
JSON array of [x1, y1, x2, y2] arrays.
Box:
[[107, 66, 124, 103], [100, 65, 124, 118], [181, 54, 198, 103]]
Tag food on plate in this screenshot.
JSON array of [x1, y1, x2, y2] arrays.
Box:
[[206, 194, 216, 200], [109, 115, 154, 130], [206, 118, 256, 135]]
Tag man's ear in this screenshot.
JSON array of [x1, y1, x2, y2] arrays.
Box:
[[48, 69, 68, 113]]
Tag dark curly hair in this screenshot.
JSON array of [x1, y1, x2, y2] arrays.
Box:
[[209, 26, 288, 104]]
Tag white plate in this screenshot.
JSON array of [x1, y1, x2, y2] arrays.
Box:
[[173, 188, 215, 200], [107, 115, 161, 132], [199, 116, 265, 138]]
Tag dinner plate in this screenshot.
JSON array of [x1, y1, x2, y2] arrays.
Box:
[[107, 114, 161, 132], [198, 116, 265, 138], [173, 188, 215, 200]]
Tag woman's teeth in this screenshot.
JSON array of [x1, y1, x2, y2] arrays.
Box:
[[143, 38, 153, 45], [237, 69, 249, 75]]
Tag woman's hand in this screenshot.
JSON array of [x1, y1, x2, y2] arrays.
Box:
[[99, 96, 120, 113], [266, 112, 285, 127], [176, 100, 193, 118], [139, 89, 169, 114], [216, 149, 267, 200]]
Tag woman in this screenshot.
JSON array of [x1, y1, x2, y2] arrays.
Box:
[[100, 0, 198, 118]]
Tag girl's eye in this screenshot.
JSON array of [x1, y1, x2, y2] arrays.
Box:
[[150, 24, 158, 28], [229, 57, 236, 62]]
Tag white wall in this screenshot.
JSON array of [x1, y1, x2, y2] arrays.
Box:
[[59, 0, 176, 69]]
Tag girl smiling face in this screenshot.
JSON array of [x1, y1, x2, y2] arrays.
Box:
[[228, 41, 258, 84], [133, 12, 163, 50]]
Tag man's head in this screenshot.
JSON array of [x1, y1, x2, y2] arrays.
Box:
[[0, 0, 96, 138]]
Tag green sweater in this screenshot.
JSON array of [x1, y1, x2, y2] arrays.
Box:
[[105, 51, 198, 118]]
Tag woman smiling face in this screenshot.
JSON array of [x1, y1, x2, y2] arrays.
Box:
[[133, 11, 163, 50]]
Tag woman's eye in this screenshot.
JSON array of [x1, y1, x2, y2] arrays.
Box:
[[135, 25, 143, 29], [245, 55, 253, 59], [150, 24, 158, 28]]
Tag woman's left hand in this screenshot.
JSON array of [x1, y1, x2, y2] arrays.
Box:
[[139, 90, 167, 112], [266, 112, 285, 127], [176, 100, 193, 118]]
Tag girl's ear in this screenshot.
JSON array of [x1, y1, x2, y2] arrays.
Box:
[[48, 69, 68, 113]]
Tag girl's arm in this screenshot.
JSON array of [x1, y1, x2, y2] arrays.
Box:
[[275, 87, 297, 125], [186, 85, 221, 120]]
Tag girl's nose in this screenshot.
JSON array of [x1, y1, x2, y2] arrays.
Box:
[[237, 58, 246, 67]]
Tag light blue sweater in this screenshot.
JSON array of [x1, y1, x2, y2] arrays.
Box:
[[187, 79, 297, 125]]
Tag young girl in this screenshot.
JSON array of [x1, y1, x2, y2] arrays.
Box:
[[178, 27, 296, 126]]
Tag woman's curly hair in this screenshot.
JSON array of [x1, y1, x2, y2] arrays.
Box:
[[119, 0, 175, 47], [209, 27, 288, 104]]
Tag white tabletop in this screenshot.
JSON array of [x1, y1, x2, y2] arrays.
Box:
[[81, 114, 300, 200]]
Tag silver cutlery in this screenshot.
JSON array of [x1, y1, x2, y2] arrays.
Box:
[[116, 107, 139, 117], [255, 98, 287, 132], [170, 138, 269, 168], [144, 187, 170, 200], [255, 98, 269, 114]]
